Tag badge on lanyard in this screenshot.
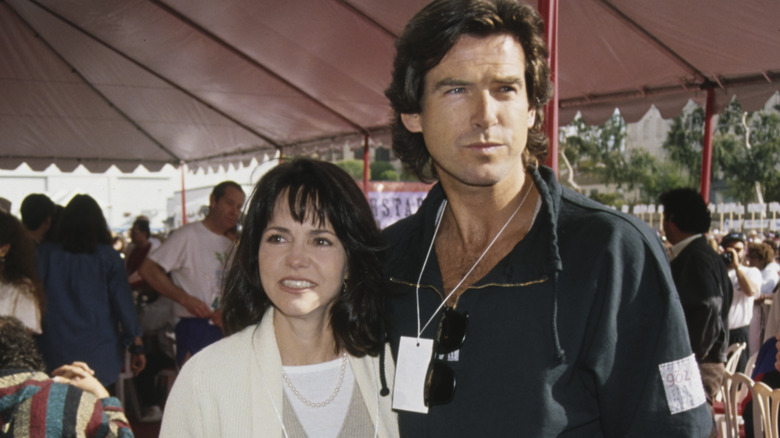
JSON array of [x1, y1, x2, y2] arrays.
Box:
[[392, 336, 433, 413]]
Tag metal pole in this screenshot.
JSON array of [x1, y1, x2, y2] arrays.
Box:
[[700, 88, 715, 204], [180, 162, 187, 225], [362, 135, 370, 196], [539, 0, 559, 175]]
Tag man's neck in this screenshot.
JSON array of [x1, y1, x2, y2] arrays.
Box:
[[29, 229, 46, 244], [438, 171, 534, 248], [201, 216, 226, 236]]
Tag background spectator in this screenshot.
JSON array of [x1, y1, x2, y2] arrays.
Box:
[[0, 210, 45, 333], [20, 193, 55, 245], [0, 315, 134, 437], [37, 194, 145, 388]]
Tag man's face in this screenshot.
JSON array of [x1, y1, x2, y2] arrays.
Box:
[[724, 241, 746, 264], [661, 213, 678, 245], [209, 186, 245, 233], [401, 33, 535, 190], [130, 225, 146, 245]]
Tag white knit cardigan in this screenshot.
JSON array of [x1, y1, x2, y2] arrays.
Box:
[[160, 307, 399, 437]]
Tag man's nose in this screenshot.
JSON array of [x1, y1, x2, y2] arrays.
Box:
[[471, 91, 498, 129]]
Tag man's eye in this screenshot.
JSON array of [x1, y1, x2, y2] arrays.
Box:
[[446, 87, 466, 95], [498, 86, 518, 93]]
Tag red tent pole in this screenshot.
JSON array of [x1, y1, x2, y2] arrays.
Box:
[[700, 88, 715, 203], [180, 162, 187, 225], [362, 135, 370, 196], [539, 0, 559, 175]]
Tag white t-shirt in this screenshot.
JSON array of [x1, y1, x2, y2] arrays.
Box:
[[760, 264, 780, 295], [149, 221, 233, 318], [282, 356, 356, 438], [0, 279, 41, 333], [727, 266, 763, 329]]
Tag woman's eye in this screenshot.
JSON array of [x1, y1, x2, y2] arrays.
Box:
[[313, 237, 333, 247], [265, 234, 285, 243]]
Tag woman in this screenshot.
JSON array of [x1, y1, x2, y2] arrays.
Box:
[[0, 211, 45, 333], [748, 241, 780, 295], [755, 242, 780, 343], [37, 194, 145, 387], [161, 159, 398, 437]]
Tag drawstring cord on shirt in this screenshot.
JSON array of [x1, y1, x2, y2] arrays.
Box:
[[378, 317, 390, 396], [551, 271, 566, 364]]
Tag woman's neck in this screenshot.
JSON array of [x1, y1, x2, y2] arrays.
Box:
[[273, 311, 340, 366]]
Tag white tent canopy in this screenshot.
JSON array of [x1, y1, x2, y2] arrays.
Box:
[[1, 0, 779, 173]]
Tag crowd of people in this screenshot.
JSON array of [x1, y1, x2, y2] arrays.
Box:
[[2, 1, 780, 437]]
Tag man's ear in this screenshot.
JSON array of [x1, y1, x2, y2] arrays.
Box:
[[401, 113, 423, 133], [528, 108, 536, 128]]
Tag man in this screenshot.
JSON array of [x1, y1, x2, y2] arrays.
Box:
[[721, 232, 762, 373], [660, 188, 732, 435], [20, 193, 55, 244], [139, 181, 245, 366], [0, 316, 134, 437], [381, 0, 711, 436]]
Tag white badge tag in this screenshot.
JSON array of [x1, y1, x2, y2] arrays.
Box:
[[392, 336, 433, 414], [658, 354, 706, 414]]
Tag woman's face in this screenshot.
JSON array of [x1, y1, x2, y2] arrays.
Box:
[[258, 196, 348, 324]]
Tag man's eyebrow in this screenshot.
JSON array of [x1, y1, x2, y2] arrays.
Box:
[[432, 76, 525, 91], [432, 78, 472, 91], [494, 76, 524, 86]]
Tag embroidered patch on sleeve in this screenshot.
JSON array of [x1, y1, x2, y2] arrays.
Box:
[[658, 354, 706, 414]]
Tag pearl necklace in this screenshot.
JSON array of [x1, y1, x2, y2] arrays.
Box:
[[281, 353, 347, 408]]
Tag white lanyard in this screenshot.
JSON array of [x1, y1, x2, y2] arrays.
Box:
[[415, 182, 533, 339]]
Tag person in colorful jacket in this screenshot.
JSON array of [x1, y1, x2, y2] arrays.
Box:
[[0, 316, 133, 437]]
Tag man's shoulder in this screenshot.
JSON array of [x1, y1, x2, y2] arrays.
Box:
[[677, 237, 718, 260], [381, 184, 442, 247], [744, 265, 763, 280], [157, 222, 208, 248], [557, 187, 659, 245]]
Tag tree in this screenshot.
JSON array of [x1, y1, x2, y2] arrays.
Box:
[[335, 160, 402, 181], [663, 99, 780, 203], [559, 111, 664, 203], [335, 160, 363, 180]]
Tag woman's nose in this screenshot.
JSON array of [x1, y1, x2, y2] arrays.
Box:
[[285, 244, 310, 268]]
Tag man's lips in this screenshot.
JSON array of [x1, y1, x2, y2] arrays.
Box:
[[466, 142, 503, 151]]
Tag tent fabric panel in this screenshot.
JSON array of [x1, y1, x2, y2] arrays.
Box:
[[167, 0, 396, 128], [556, 0, 691, 104], [612, 0, 780, 79], [33, 0, 354, 145]]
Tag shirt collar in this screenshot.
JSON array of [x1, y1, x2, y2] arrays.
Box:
[[670, 234, 702, 260]]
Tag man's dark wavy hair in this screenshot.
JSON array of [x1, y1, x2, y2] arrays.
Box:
[[221, 158, 385, 357], [659, 188, 711, 234], [385, 0, 553, 182], [20, 194, 55, 231], [0, 316, 46, 371]]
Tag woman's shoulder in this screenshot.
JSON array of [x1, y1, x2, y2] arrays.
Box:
[[182, 325, 257, 372]]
